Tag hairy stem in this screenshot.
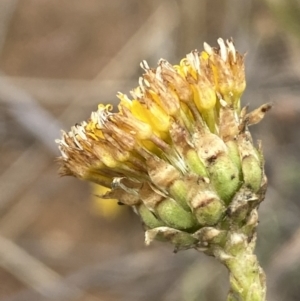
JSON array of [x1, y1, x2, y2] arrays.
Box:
[[226, 251, 265, 300], [213, 233, 266, 301]]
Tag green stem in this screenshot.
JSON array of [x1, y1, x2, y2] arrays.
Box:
[[225, 251, 266, 300], [213, 233, 266, 301]]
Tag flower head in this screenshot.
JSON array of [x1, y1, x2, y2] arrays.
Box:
[[56, 38, 270, 251]]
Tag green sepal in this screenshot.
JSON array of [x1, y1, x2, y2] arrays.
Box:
[[209, 154, 241, 204], [194, 198, 225, 226], [226, 140, 242, 179], [138, 204, 165, 229], [169, 180, 190, 211], [156, 198, 198, 230], [186, 149, 208, 177], [242, 155, 262, 192]]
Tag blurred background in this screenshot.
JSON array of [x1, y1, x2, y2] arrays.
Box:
[[0, 0, 300, 300]]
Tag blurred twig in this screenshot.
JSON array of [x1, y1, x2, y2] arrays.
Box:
[[0, 76, 136, 106], [0, 166, 66, 239], [0, 76, 64, 153], [1, 248, 195, 301], [94, 0, 179, 81], [0, 235, 98, 301], [0, 145, 49, 212]]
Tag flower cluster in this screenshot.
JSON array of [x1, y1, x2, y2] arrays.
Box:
[[56, 38, 270, 250]]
